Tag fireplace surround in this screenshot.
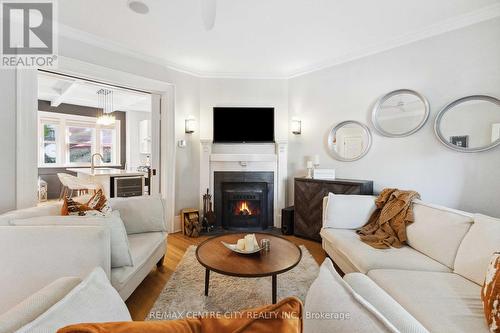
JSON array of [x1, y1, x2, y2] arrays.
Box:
[[198, 141, 288, 231], [214, 171, 274, 230]]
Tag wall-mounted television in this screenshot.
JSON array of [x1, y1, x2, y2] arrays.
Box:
[[213, 107, 275, 143]]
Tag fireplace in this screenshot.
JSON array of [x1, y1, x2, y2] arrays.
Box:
[[214, 172, 274, 230], [223, 183, 265, 229]]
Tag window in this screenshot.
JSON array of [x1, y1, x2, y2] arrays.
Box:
[[42, 123, 58, 164], [68, 126, 94, 163], [38, 111, 120, 167], [100, 128, 115, 163]]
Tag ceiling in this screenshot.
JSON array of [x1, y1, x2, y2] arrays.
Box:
[[38, 72, 151, 112], [58, 0, 500, 78]]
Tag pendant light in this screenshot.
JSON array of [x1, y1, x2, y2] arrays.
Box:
[[96, 88, 116, 126]]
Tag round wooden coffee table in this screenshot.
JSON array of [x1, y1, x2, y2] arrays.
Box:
[[196, 233, 302, 304]]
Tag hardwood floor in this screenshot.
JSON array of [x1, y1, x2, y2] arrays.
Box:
[[125, 232, 326, 320]]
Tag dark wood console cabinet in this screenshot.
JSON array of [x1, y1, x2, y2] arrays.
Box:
[[293, 178, 373, 242]]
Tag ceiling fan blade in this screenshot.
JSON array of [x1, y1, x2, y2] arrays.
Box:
[[201, 0, 216, 30]]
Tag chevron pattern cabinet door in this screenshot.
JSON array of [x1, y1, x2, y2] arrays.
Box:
[[293, 178, 373, 241]]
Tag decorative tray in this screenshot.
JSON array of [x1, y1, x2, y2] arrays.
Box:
[[221, 241, 261, 254]]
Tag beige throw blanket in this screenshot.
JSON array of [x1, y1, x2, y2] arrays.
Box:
[[357, 188, 420, 249]]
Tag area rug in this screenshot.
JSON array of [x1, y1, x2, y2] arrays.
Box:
[[148, 245, 319, 320]]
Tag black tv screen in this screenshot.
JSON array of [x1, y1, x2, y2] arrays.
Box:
[[213, 107, 275, 143]]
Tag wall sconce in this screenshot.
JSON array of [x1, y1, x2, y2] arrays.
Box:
[[291, 118, 301, 135], [185, 117, 196, 134]]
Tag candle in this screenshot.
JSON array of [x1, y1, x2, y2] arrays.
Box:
[[237, 239, 245, 251], [306, 160, 313, 169], [313, 155, 320, 166]]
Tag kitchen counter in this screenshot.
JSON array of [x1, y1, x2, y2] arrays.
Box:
[[67, 168, 148, 198], [67, 168, 146, 177]]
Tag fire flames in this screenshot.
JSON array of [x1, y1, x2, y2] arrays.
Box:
[[236, 201, 252, 216]]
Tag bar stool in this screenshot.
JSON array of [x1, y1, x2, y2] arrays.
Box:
[[57, 173, 99, 199]]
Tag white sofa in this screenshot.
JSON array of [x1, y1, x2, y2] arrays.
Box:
[[0, 196, 167, 316], [306, 193, 499, 333]]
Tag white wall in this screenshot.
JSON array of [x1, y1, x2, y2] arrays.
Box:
[[199, 78, 289, 141], [288, 18, 500, 217], [0, 71, 17, 213]]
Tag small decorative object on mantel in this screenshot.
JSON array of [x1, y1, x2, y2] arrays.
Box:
[[313, 154, 320, 168], [180, 208, 201, 237], [313, 168, 336, 180], [306, 160, 313, 178], [202, 189, 216, 232]]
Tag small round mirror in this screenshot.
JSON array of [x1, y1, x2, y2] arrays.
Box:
[[327, 121, 372, 161], [435, 95, 500, 152], [372, 89, 430, 137]]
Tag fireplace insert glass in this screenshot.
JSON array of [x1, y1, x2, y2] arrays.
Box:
[[215, 171, 274, 231], [222, 186, 267, 230], [232, 199, 260, 216]]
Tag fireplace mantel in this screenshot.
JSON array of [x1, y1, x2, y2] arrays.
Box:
[[199, 140, 288, 228]]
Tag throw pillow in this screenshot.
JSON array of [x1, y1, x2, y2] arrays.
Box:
[[57, 297, 302, 333], [0, 203, 60, 226], [323, 193, 377, 229], [454, 213, 500, 285], [482, 252, 500, 332], [61, 197, 104, 217], [86, 189, 112, 215], [109, 196, 166, 234], [10, 212, 133, 268], [16, 268, 131, 333]]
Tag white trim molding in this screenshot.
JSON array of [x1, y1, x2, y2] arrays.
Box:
[[16, 69, 38, 209], [57, 4, 500, 79], [288, 3, 500, 78]]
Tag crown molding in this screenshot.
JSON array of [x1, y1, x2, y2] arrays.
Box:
[[57, 23, 204, 77], [288, 3, 500, 78], [57, 3, 500, 80]]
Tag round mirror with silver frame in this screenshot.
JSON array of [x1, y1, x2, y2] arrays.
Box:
[[434, 95, 500, 153], [372, 89, 430, 137], [327, 121, 372, 162]]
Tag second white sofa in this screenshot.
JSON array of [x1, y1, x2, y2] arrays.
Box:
[[312, 193, 499, 333]]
